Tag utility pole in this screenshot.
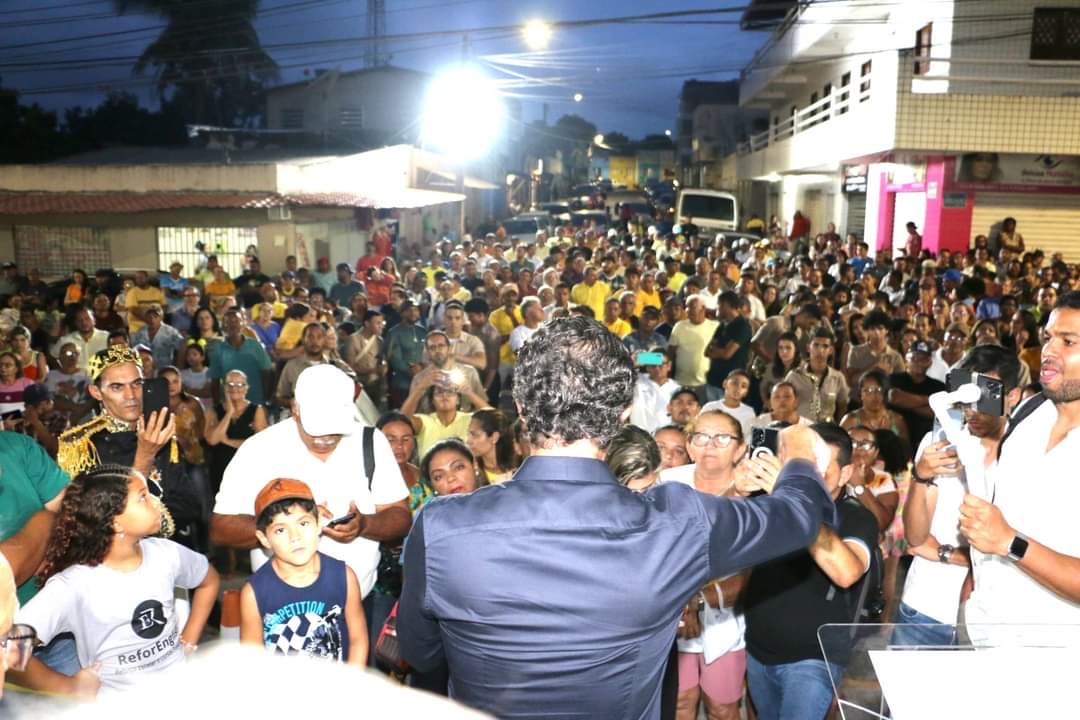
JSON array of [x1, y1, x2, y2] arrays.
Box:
[[365, 0, 386, 67]]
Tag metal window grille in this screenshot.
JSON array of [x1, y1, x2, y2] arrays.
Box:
[[280, 108, 304, 129], [14, 226, 110, 279], [339, 106, 364, 129], [859, 61, 872, 100], [156, 227, 257, 278], [1031, 8, 1080, 60]]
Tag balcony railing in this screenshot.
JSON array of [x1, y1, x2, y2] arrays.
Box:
[[737, 76, 873, 155]]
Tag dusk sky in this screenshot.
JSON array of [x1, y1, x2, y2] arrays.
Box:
[[1, 0, 770, 138]]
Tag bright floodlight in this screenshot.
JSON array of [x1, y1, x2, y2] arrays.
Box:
[[593, 134, 604, 145], [523, 19, 552, 50], [573, 92, 584, 103], [422, 65, 503, 159], [665, 129, 672, 137]]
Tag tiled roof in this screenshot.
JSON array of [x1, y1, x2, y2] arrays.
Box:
[[0, 191, 377, 215]]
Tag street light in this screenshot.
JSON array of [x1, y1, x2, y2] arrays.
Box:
[[422, 64, 503, 159], [573, 92, 584, 103], [523, 19, 552, 50], [593, 134, 604, 145], [664, 129, 672, 137]]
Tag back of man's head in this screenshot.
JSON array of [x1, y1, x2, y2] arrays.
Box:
[[810, 422, 853, 468], [957, 344, 1022, 393], [513, 316, 634, 449]]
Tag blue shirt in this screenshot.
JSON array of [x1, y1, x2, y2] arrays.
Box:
[[399, 455, 835, 719], [249, 552, 350, 661], [207, 336, 272, 405]]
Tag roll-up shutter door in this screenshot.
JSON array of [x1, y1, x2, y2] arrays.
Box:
[[845, 194, 866, 240], [971, 193, 1080, 261]]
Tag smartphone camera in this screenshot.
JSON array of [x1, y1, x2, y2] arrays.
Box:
[[750, 426, 779, 458], [946, 369, 1005, 416]]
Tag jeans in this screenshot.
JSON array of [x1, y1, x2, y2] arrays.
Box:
[[746, 654, 841, 720], [891, 602, 958, 648], [363, 589, 398, 670], [33, 633, 80, 676]]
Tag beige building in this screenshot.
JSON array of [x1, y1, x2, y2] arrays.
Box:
[[0, 144, 472, 278]]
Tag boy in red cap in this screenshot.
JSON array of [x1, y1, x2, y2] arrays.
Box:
[[239, 478, 367, 665]]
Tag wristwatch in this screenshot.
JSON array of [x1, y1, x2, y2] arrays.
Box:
[[1007, 532, 1030, 562], [912, 468, 936, 486], [850, 485, 865, 497], [938, 544, 955, 564]]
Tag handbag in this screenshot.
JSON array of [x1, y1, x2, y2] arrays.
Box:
[[676, 582, 746, 664], [374, 601, 412, 675]]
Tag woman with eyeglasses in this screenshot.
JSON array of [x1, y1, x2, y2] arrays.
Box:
[[841, 369, 910, 452], [842, 425, 900, 535], [659, 411, 751, 720], [204, 370, 268, 497], [400, 371, 491, 459]]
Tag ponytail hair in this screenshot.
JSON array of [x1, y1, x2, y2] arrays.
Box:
[[39, 464, 132, 582]]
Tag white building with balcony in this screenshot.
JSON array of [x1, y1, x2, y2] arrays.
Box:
[[735, 0, 1080, 259]]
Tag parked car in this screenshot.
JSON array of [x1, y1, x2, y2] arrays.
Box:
[[538, 202, 572, 224], [675, 188, 739, 232], [500, 216, 545, 244], [570, 210, 608, 230]]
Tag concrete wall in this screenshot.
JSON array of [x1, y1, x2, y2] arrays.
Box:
[[0, 163, 279, 193], [266, 68, 429, 142]]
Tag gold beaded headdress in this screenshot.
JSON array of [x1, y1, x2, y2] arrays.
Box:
[[87, 346, 142, 382]]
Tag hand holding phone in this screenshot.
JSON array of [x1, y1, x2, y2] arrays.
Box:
[[326, 512, 357, 529]]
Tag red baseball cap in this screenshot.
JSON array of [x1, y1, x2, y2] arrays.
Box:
[[254, 478, 314, 519]]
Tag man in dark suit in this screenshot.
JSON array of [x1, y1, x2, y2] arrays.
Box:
[[399, 316, 838, 719]]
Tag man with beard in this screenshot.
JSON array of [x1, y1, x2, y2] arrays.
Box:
[[413, 330, 486, 412], [961, 292, 1080, 627]]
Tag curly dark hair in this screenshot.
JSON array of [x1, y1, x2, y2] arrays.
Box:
[[39, 464, 132, 582], [512, 316, 635, 449]]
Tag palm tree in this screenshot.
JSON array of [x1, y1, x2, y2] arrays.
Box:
[[113, 0, 278, 126]]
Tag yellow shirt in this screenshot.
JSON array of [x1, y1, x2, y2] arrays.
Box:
[[634, 289, 661, 317], [606, 318, 633, 338], [124, 286, 165, 333], [451, 287, 472, 303], [571, 281, 610, 321], [276, 318, 306, 350], [416, 411, 473, 458], [490, 306, 524, 364], [667, 271, 688, 293]]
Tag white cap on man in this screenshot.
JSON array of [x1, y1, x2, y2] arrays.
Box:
[[294, 364, 358, 436]]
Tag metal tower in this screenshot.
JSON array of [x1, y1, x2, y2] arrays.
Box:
[[365, 0, 387, 67]]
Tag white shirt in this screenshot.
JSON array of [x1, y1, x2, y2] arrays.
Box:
[[743, 293, 766, 323], [901, 434, 970, 625], [213, 420, 408, 597], [927, 348, 961, 384], [967, 400, 1080, 626], [750, 413, 811, 428], [18, 538, 207, 693], [700, 400, 756, 442], [59, 329, 109, 373], [658, 464, 746, 654], [509, 323, 541, 352], [629, 376, 678, 433]]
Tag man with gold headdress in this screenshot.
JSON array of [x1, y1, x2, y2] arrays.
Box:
[[57, 346, 201, 549]]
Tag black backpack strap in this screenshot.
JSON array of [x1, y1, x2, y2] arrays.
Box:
[[363, 426, 376, 492], [996, 392, 1048, 461]]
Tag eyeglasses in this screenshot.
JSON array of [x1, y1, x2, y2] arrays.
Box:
[[688, 432, 739, 449], [853, 441, 877, 451], [225, 381, 248, 389], [2, 624, 37, 671], [861, 386, 884, 394]]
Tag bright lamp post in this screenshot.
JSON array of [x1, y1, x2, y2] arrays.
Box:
[[422, 64, 503, 160], [523, 20, 552, 50]]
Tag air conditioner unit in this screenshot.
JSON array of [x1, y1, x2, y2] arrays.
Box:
[[268, 205, 292, 221]]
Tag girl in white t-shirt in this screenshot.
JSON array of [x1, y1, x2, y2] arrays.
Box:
[[12, 464, 219, 699]]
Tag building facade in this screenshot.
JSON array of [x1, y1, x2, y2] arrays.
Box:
[[733, 0, 1080, 259]]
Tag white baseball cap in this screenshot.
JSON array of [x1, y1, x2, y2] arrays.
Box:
[[294, 364, 359, 436]]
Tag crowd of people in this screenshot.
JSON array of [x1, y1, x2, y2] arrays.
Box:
[[0, 207, 1079, 719]]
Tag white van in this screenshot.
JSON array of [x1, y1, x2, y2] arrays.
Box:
[[675, 189, 738, 232]]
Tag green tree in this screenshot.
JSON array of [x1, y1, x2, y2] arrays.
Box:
[[601, 131, 630, 151], [112, 0, 278, 126]]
